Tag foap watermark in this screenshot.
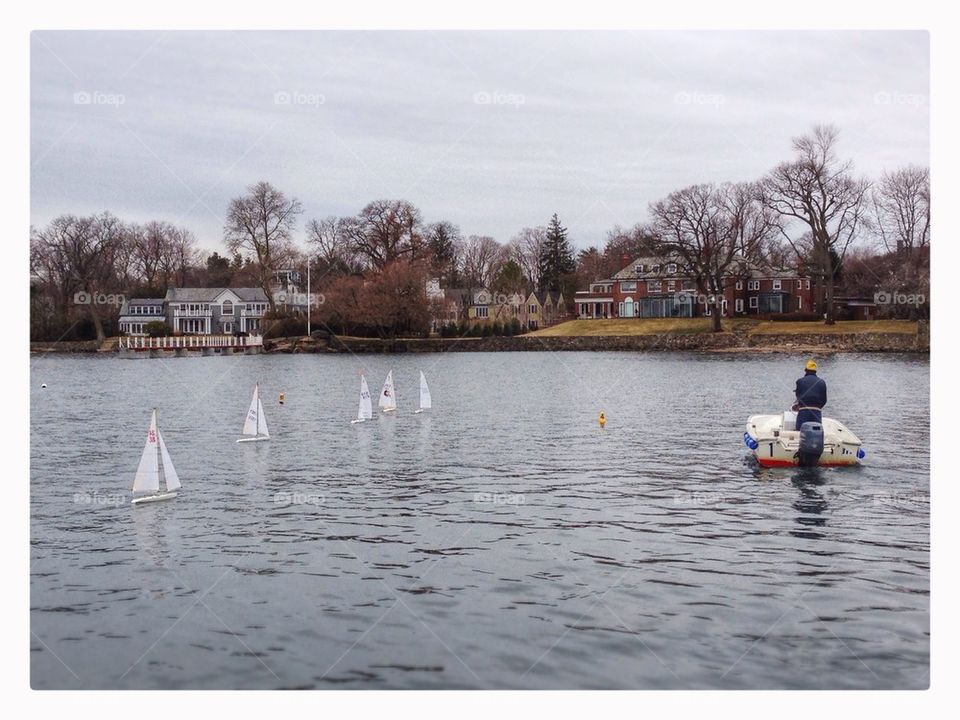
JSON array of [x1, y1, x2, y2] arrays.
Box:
[[673, 490, 730, 507], [73, 90, 125, 107], [674, 91, 726, 108], [275, 291, 325, 307], [273, 491, 325, 506], [273, 91, 325, 108], [874, 290, 925, 307], [873, 90, 926, 108], [473, 91, 525, 108], [74, 491, 125, 507], [473, 492, 525, 505], [74, 291, 125, 306]]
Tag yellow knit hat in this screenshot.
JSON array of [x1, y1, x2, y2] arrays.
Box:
[[805, 359, 818, 372]]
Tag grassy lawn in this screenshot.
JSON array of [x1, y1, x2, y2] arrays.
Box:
[[748, 320, 918, 335], [529, 318, 918, 337], [527, 318, 739, 336]]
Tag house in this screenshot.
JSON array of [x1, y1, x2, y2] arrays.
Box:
[[833, 296, 876, 321], [574, 256, 814, 319], [118, 287, 270, 336], [117, 298, 166, 336]]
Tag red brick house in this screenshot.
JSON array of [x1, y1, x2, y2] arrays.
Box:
[[574, 256, 814, 319]]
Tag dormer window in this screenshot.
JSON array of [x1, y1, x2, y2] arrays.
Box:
[[666, 263, 677, 274], [635, 264, 644, 274], [652, 264, 661, 274]]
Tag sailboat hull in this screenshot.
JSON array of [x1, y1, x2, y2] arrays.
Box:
[[381, 408, 396, 413], [236, 436, 270, 443], [414, 408, 426, 414], [132, 491, 178, 505]]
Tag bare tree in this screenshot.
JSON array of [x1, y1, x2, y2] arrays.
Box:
[[224, 181, 303, 304], [343, 199, 424, 270], [31, 213, 126, 340], [650, 183, 772, 332], [306, 215, 360, 278], [760, 124, 870, 324], [507, 226, 546, 288], [461, 235, 504, 289], [872, 164, 930, 254]]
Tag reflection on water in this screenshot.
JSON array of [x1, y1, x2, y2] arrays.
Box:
[[30, 352, 929, 689]]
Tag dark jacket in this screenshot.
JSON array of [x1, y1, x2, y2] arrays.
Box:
[[795, 371, 827, 409]]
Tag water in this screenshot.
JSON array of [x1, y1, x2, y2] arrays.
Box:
[[30, 351, 929, 689]]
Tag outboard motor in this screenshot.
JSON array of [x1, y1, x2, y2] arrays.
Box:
[[797, 422, 825, 467]]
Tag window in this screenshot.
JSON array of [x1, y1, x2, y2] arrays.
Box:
[[749, 296, 759, 309], [647, 280, 661, 292], [682, 280, 696, 291], [667, 280, 676, 291], [222, 300, 234, 315], [620, 281, 637, 292], [797, 280, 803, 290], [736, 298, 744, 313], [772, 279, 782, 290], [476, 306, 489, 318], [529, 304, 538, 314], [652, 264, 661, 274], [797, 297, 802, 310], [735, 280, 743, 290], [224, 322, 233, 333], [748, 280, 760, 291], [635, 264, 644, 274], [667, 263, 677, 274], [806, 279, 811, 289]]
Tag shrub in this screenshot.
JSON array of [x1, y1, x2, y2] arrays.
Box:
[[145, 321, 173, 338]]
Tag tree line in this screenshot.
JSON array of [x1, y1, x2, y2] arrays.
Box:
[[31, 123, 929, 341]]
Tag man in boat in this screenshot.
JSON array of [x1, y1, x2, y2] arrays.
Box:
[[792, 359, 827, 428]]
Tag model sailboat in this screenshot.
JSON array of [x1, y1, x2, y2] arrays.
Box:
[[415, 371, 432, 413], [237, 383, 270, 442], [131, 409, 182, 505], [351, 374, 373, 424], [379, 370, 397, 413]]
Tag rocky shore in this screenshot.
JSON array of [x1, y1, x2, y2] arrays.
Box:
[[262, 330, 927, 355]]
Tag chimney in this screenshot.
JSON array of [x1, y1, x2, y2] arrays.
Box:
[[621, 253, 630, 270]]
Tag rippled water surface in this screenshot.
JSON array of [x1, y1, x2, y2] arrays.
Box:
[[30, 351, 929, 689]]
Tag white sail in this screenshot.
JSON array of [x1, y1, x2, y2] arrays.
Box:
[[157, 429, 181, 491], [241, 384, 261, 437], [419, 371, 432, 411], [257, 397, 269, 438], [132, 410, 160, 494], [357, 374, 373, 421], [378, 370, 396, 411]]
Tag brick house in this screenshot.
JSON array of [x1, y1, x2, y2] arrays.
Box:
[[574, 257, 814, 319]]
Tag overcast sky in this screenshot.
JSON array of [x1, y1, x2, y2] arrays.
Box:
[[31, 30, 929, 252]]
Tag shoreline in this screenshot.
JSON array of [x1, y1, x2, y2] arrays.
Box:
[[29, 327, 928, 356]]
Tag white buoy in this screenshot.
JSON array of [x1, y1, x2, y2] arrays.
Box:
[[41, 383, 47, 389]]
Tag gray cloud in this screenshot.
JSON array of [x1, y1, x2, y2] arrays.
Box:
[[31, 30, 929, 251]]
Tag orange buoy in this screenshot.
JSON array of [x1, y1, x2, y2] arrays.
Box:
[[599, 412, 606, 428]]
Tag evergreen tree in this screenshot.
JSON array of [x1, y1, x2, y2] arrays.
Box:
[[538, 213, 575, 291]]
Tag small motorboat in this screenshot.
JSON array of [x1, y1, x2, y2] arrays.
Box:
[[744, 411, 865, 468]]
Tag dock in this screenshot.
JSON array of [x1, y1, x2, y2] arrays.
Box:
[[118, 334, 264, 359]]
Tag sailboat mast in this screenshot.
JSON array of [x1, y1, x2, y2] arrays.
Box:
[[155, 408, 165, 492]]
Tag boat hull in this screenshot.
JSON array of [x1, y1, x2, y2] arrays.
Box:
[[745, 414, 864, 468], [131, 491, 178, 505], [236, 435, 270, 443]]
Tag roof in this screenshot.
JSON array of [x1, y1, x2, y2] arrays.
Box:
[[612, 256, 682, 280], [164, 287, 269, 303]]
